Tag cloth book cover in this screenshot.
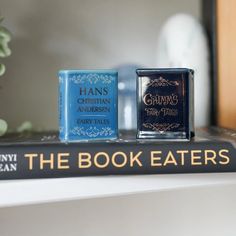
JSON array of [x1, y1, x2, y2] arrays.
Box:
[[0, 127, 235, 180]]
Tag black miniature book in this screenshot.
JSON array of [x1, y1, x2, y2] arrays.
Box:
[[0, 127, 235, 179]]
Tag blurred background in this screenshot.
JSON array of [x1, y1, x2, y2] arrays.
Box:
[[0, 2, 236, 236], [0, 0, 206, 131]]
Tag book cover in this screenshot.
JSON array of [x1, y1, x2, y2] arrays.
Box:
[[0, 127, 235, 179]]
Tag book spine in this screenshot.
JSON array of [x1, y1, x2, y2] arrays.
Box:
[[58, 72, 66, 141], [0, 141, 235, 179]]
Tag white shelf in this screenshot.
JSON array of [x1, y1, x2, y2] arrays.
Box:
[[1, 173, 236, 208]]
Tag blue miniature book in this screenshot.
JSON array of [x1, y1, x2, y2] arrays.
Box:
[[58, 70, 118, 142]]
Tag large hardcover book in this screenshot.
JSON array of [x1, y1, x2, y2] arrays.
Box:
[[0, 127, 235, 179]]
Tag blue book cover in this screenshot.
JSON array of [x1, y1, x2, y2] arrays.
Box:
[[58, 70, 118, 142]]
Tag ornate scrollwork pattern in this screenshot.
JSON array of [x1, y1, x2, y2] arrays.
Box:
[[70, 74, 115, 84], [70, 126, 114, 138], [143, 123, 180, 132], [146, 77, 179, 87]]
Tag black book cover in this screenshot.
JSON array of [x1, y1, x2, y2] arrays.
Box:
[[0, 127, 235, 179]]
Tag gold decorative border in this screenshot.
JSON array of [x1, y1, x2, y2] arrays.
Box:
[[146, 77, 179, 87], [143, 123, 180, 132]]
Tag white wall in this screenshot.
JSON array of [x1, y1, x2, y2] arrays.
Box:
[[0, 0, 201, 130]]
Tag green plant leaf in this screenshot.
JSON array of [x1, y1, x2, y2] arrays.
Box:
[[0, 40, 11, 57], [17, 121, 33, 133], [0, 119, 7, 136], [0, 26, 11, 41], [0, 18, 11, 76], [0, 63, 6, 76], [0, 26, 11, 58]]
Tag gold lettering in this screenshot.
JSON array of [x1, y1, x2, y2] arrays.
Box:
[[163, 151, 177, 166], [112, 152, 127, 168], [25, 153, 38, 170], [176, 150, 189, 165], [204, 150, 217, 165], [219, 149, 230, 165], [191, 150, 202, 165], [94, 152, 109, 168], [143, 93, 152, 105], [130, 151, 143, 167], [143, 93, 178, 106], [78, 153, 91, 168], [151, 151, 162, 166], [40, 153, 54, 169], [58, 153, 70, 169]]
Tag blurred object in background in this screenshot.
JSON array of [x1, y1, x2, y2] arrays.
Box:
[[116, 64, 141, 130], [0, 0, 201, 130], [0, 119, 7, 136], [0, 17, 11, 136], [0, 16, 11, 76], [217, 0, 236, 129], [156, 13, 210, 127]]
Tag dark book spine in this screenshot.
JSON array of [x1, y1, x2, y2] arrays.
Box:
[[0, 141, 235, 179]]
